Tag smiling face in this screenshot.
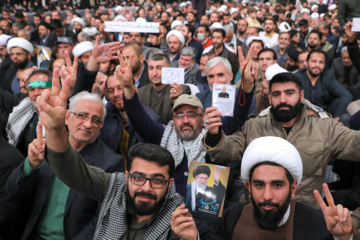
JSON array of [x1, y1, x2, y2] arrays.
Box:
[[173, 105, 204, 141], [126, 158, 174, 217], [65, 99, 104, 147]]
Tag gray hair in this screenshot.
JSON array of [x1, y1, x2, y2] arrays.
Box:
[[78, 31, 92, 42], [341, 46, 348, 54], [69, 91, 107, 120], [180, 46, 197, 60], [205, 56, 232, 76], [18, 29, 31, 39], [223, 24, 234, 34]]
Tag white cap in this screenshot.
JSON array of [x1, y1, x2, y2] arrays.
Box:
[[218, 8, 226, 13], [171, 20, 183, 30], [328, 4, 336, 11], [71, 17, 86, 27], [300, 8, 310, 14], [82, 27, 98, 36], [254, 6, 259, 10], [220, 5, 228, 10], [210, 22, 224, 30], [114, 14, 126, 22], [242, 0, 247, 7], [320, 13, 325, 18], [311, 12, 319, 19], [230, 8, 239, 15], [72, 41, 94, 57], [186, 1, 192, 5], [180, 2, 186, 8], [311, 4, 319, 11], [265, 63, 288, 82], [166, 30, 185, 45], [136, 17, 147, 23], [265, 2, 271, 6], [0, 34, 11, 46], [241, 136, 303, 186], [7, 37, 33, 53], [246, 36, 265, 47], [279, 22, 291, 32], [115, 5, 123, 13]]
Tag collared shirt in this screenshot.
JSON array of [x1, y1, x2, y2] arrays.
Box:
[[259, 31, 279, 48], [135, 63, 145, 88]]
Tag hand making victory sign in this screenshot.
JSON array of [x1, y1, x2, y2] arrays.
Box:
[[36, 68, 71, 152], [314, 183, 353, 240]]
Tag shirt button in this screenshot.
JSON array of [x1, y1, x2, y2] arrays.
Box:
[[184, 172, 188, 176]]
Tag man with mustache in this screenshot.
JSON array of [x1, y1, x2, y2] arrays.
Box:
[[32, 70, 183, 238], [173, 137, 360, 239], [6, 91, 123, 240], [203, 71, 360, 209], [295, 49, 352, 121]]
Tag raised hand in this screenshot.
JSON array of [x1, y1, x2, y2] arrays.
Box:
[[238, 46, 258, 93], [169, 82, 183, 101], [60, 51, 78, 96], [116, 51, 135, 99], [171, 204, 198, 240], [37, 68, 70, 151], [344, 21, 356, 43], [314, 183, 353, 240], [92, 71, 108, 97], [204, 106, 223, 135], [92, 35, 124, 63], [28, 121, 46, 168]]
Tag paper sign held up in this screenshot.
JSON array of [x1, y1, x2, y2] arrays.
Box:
[[161, 68, 185, 84], [352, 18, 360, 32], [104, 21, 160, 33]]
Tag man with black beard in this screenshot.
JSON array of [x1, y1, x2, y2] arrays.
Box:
[[0, 37, 35, 94], [295, 49, 352, 121], [203, 72, 360, 208], [37, 21, 57, 48], [172, 137, 346, 239]]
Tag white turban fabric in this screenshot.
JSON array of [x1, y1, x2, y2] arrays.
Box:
[[82, 27, 98, 36], [136, 17, 147, 23], [7, 37, 33, 53], [300, 8, 310, 14], [210, 22, 224, 30], [171, 20, 183, 30], [265, 63, 288, 82], [180, 2, 186, 8], [311, 4, 319, 11], [311, 12, 319, 19], [241, 136, 303, 186], [166, 30, 185, 45], [0, 34, 11, 46], [279, 22, 291, 32], [71, 17, 86, 27], [328, 4, 336, 11], [246, 36, 265, 47], [230, 8, 239, 15], [72, 41, 94, 57], [114, 14, 126, 22]]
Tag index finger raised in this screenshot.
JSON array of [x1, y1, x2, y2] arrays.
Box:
[[322, 183, 336, 208], [52, 68, 61, 96], [65, 51, 72, 68], [238, 46, 245, 65], [36, 121, 43, 141], [118, 51, 125, 68]]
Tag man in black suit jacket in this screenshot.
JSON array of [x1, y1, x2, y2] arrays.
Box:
[[218, 86, 230, 98], [6, 91, 124, 240], [37, 21, 58, 49]]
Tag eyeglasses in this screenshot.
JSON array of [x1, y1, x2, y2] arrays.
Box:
[[129, 173, 170, 188], [10, 52, 26, 57], [70, 112, 103, 127], [173, 113, 203, 119]]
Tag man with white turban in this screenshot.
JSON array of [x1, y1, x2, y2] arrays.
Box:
[[172, 136, 360, 240], [203, 72, 360, 208], [166, 30, 185, 62], [0, 37, 35, 94]]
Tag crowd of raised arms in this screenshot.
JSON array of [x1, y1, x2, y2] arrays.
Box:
[[1, 0, 360, 239]]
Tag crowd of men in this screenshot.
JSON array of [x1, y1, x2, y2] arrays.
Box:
[[1, 0, 360, 239]]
